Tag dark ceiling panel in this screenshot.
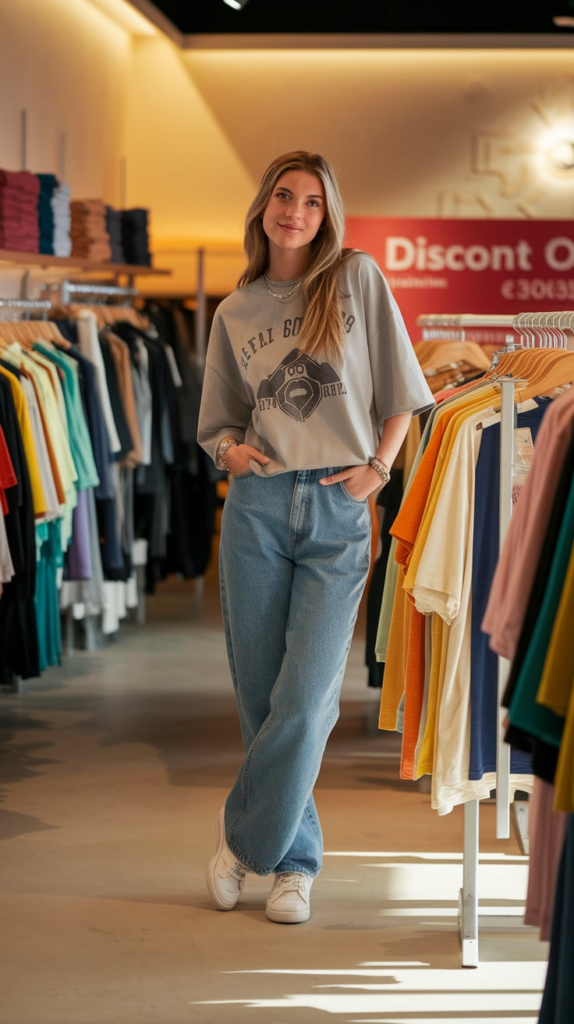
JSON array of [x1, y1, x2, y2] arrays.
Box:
[[147, 0, 571, 35]]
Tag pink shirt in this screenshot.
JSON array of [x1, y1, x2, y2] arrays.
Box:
[[481, 388, 574, 660]]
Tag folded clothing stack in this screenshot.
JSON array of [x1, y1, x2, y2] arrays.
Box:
[[105, 205, 126, 264], [0, 169, 40, 252], [71, 199, 112, 261], [120, 208, 151, 266], [37, 173, 58, 255], [51, 181, 72, 258]]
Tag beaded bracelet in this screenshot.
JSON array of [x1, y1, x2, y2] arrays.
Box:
[[369, 457, 391, 485], [215, 437, 239, 470]]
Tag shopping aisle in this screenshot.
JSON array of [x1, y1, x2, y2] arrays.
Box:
[[0, 568, 548, 1024]]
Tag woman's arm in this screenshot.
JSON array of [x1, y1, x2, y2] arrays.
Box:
[[319, 410, 412, 501]]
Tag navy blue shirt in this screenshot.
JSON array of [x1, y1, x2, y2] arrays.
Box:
[[469, 399, 550, 781]]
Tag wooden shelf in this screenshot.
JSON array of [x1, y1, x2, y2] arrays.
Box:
[[0, 249, 171, 276]]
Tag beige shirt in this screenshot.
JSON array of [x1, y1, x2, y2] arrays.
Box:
[[198, 252, 434, 474]]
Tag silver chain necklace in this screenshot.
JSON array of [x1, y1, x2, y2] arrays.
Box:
[[263, 272, 302, 302]]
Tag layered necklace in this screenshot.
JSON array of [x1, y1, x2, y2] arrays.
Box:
[[263, 272, 302, 303]]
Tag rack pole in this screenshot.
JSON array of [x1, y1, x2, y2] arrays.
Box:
[[60, 133, 67, 183], [496, 378, 516, 838], [21, 109, 28, 171], [460, 799, 479, 967], [120, 158, 127, 209], [196, 247, 206, 365]]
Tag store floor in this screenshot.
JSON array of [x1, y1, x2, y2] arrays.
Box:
[[0, 567, 548, 1023]]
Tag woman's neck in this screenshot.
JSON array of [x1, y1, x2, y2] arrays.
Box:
[[266, 247, 311, 282]]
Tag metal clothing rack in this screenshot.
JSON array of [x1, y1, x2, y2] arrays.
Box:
[[0, 297, 53, 695], [415, 310, 573, 967], [41, 280, 139, 305], [48, 279, 147, 644], [418, 311, 574, 350], [0, 297, 51, 319]]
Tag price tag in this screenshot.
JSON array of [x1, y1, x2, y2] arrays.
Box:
[[514, 427, 535, 466]]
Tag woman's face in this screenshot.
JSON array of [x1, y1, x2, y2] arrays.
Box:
[[262, 170, 326, 259]]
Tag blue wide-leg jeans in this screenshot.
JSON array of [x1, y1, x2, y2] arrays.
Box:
[[219, 468, 372, 878]]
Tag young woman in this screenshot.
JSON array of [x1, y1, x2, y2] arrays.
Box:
[[198, 150, 433, 924]]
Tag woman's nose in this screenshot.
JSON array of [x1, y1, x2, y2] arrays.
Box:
[[285, 201, 301, 220]]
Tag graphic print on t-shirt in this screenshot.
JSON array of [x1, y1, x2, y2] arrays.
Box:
[[257, 348, 347, 422]]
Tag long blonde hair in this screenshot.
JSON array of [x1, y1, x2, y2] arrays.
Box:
[[238, 151, 351, 363]]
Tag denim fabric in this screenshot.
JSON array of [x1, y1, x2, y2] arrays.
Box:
[[219, 467, 372, 877]]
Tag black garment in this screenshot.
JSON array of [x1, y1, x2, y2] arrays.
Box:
[[538, 814, 574, 1024], [99, 332, 134, 463], [53, 318, 78, 346], [113, 313, 220, 586], [105, 206, 126, 264], [163, 445, 217, 580], [120, 208, 151, 266], [111, 322, 174, 585], [0, 371, 39, 680], [37, 172, 58, 255], [95, 496, 128, 580], [365, 467, 403, 688]]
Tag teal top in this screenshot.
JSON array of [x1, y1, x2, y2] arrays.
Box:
[[508, 472, 574, 746]]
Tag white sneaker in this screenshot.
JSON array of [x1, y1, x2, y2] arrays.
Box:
[[265, 872, 312, 924], [206, 807, 247, 911]]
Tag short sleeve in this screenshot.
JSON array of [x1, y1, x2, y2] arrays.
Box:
[[359, 255, 435, 424], [197, 313, 254, 465]]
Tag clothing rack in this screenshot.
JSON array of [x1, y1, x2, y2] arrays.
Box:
[[417, 312, 574, 349], [40, 281, 139, 305], [415, 310, 573, 967], [51, 280, 145, 645], [0, 290, 146, 695], [0, 297, 51, 317], [0, 298, 53, 694]]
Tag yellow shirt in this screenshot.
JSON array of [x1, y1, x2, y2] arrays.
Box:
[[0, 365, 47, 517]]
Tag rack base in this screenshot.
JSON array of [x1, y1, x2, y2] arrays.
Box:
[[458, 887, 479, 968]]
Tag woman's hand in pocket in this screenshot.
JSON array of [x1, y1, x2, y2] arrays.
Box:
[[319, 464, 382, 501], [225, 444, 270, 476]]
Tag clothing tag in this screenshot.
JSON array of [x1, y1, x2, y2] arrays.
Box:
[[514, 427, 534, 467]]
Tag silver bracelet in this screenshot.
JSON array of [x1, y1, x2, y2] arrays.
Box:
[[215, 437, 239, 470], [369, 457, 391, 485]]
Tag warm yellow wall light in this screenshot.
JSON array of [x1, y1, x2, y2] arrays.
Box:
[[548, 138, 574, 171], [84, 0, 157, 36], [539, 125, 574, 177]]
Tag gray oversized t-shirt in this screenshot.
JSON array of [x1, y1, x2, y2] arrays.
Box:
[[198, 251, 434, 475]]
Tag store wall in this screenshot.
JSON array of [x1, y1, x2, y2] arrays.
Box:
[[127, 43, 574, 295], [0, 0, 132, 296], [124, 36, 255, 297], [0, 1, 573, 298], [0, 0, 131, 201]]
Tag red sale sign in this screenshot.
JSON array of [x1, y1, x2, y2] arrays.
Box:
[[345, 217, 574, 343]]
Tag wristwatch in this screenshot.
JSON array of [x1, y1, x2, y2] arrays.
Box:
[[215, 437, 239, 470], [369, 457, 391, 486]]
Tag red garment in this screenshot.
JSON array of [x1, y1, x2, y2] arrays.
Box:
[[0, 169, 40, 193], [0, 423, 17, 515]]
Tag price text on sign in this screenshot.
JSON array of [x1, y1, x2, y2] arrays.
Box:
[[501, 279, 574, 301]]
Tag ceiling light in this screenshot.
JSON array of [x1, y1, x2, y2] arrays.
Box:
[[222, 0, 250, 9], [548, 138, 574, 171]]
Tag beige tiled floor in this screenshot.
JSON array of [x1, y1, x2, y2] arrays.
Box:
[[0, 572, 548, 1023]]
